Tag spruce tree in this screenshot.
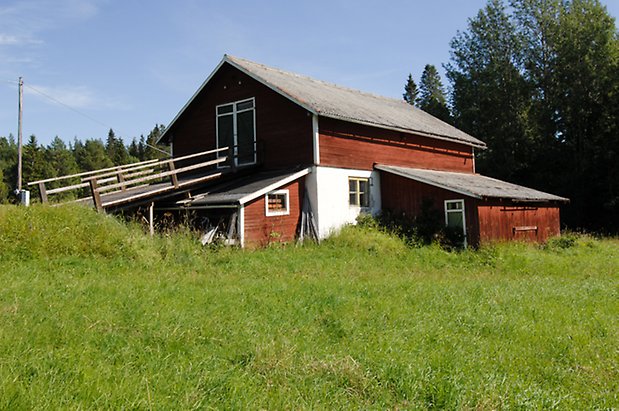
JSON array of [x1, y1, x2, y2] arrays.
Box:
[[417, 64, 451, 123], [403, 74, 419, 106]]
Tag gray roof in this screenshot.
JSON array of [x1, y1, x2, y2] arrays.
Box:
[[376, 165, 569, 203], [160, 55, 486, 148], [179, 168, 309, 206]]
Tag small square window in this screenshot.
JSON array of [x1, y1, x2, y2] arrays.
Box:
[[349, 177, 370, 208], [265, 190, 290, 216]]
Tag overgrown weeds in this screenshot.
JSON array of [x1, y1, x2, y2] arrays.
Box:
[[0, 204, 617, 409]]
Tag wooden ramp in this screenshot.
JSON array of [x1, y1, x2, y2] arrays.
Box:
[[28, 147, 238, 211]]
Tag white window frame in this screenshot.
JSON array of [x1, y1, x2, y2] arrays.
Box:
[[444, 199, 467, 246], [265, 189, 290, 217], [215, 97, 256, 167], [348, 177, 370, 208]]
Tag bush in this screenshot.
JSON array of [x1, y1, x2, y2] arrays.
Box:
[[360, 200, 465, 250]]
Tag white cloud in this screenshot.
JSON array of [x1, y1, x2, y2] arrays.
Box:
[[0, 0, 101, 48], [25, 83, 131, 111], [0, 33, 42, 45]]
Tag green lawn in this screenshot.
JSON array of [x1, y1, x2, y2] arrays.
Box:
[[0, 205, 617, 409]]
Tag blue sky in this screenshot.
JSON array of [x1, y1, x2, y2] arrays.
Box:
[[1, 0, 618, 146]]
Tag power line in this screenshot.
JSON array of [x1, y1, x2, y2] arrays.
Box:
[[18, 81, 170, 157], [24, 83, 114, 131]]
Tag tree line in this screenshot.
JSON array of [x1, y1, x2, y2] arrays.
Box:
[[0, 125, 169, 203], [404, 0, 618, 233]]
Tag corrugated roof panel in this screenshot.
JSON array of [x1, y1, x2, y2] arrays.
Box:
[[376, 165, 569, 202], [226, 55, 486, 148]]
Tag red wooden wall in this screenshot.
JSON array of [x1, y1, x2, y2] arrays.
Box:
[[319, 117, 475, 172], [243, 178, 305, 247], [476, 202, 561, 243], [380, 171, 562, 245], [170, 62, 314, 169], [380, 172, 480, 244]]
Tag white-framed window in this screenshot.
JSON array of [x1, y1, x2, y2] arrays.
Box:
[[216, 97, 256, 166], [265, 189, 290, 216], [444, 199, 467, 245], [349, 177, 370, 208]]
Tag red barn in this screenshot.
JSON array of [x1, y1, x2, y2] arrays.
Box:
[[153, 55, 567, 247]]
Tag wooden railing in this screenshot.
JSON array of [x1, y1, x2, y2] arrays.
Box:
[[28, 147, 233, 211]]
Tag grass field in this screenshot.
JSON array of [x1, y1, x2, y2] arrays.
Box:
[[0, 205, 617, 409]]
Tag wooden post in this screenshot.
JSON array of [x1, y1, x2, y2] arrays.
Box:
[[117, 167, 126, 191], [149, 202, 154, 237], [38, 182, 48, 203], [168, 160, 179, 188], [88, 178, 103, 212], [228, 146, 237, 173]]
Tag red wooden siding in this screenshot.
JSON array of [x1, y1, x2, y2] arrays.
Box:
[[319, 117, 474, 172], [380, 171, 562, 245], [170, 62, 314, 169], [380, 172, 480, 245], [243, 178, 305, 247], [476, 202, 561, 243]]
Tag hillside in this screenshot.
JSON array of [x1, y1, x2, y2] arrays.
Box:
[[0, 205, 617, 409]]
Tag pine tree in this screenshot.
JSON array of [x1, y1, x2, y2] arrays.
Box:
[[46, 137, 79, 195], [403, 74, 419, 106], [75, 139, 113, 171], [144, 124, 169, 160], [417, 64, 451, 123], [105, 129, 131, 166], [0, 135, 17, 200]]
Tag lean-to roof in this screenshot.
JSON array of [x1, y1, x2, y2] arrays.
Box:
[[376, 165, 569, 203]]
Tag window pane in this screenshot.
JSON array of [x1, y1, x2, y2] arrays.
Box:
[[359, 192, 368, 207], [447, 211, 464, 229], [267, 192, 288, 215], [349, 193, 358, 206], [236, 110, 255, 164], [359, 179, 368, 194], [447, 201, 463, 210], [217, 115, 233, 153], [217, 104, 233, 115], [268, 194, 284, 211], [236, 100, 254, 111], [349, 179, 356, 192]]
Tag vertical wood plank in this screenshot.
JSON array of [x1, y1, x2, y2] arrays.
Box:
[[38, 182, 48, 203], [89, 178, 103, 212]]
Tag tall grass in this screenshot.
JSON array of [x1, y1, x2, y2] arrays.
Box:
[[0, 205, 617, 409]]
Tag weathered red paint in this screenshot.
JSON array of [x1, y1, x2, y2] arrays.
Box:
[[319, 117, 474, 172], [380, 171, 561, 245], [243, 178, 305, 247], [476, 202, 561, 243]]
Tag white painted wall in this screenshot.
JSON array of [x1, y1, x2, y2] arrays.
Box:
[[305, 166, 381, 239]]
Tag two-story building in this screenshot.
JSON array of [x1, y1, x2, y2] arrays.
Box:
[[156, 55, 568, 247]]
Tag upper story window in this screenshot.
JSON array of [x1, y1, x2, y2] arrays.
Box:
[[349, 177, 369, 208], [216, 98, 256, 166]]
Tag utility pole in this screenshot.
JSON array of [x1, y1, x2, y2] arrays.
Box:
[[17, 76, 23, 193], [15, 77, 29, 206]]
